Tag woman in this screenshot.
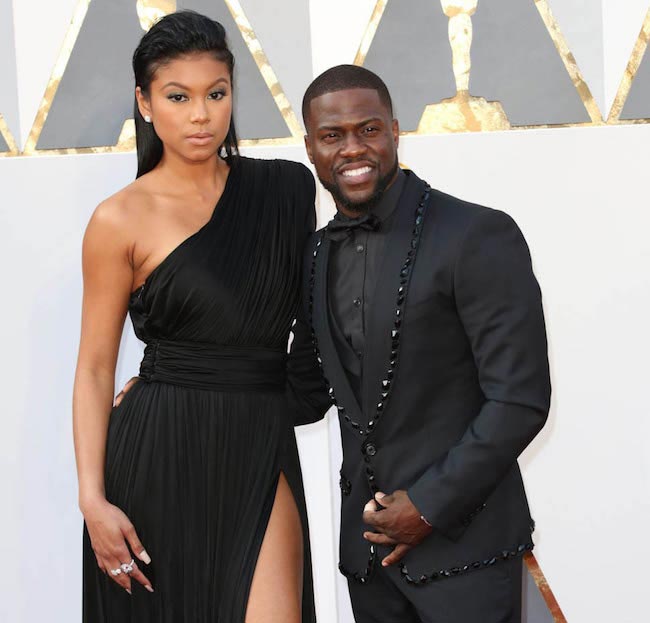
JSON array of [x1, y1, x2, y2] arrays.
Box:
[[73, 11, 326, 622]]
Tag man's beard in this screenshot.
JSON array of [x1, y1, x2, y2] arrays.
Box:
[[319, 158, 399, 215]]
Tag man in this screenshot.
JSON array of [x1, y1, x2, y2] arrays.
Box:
[[297, 65, 551, 623]]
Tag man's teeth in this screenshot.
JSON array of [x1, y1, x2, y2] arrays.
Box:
[[341, 166, 372, 178]]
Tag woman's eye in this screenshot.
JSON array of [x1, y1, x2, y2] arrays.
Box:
[[167, 93, 187, 103], [208, 90, 226, 100]]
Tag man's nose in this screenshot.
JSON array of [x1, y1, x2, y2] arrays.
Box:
[[340, 133, 366, 158]]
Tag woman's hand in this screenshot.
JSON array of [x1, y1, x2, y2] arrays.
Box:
[[82, 496, 153, 594], [113, 376, 140, 407]]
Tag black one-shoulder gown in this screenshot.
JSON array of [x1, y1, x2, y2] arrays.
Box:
[[82, 157, 318, 622]]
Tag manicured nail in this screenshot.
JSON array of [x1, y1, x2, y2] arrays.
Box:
[[145, 585, 154, 593], [139, 549, 151, 565], [126, 588, 132, 595]]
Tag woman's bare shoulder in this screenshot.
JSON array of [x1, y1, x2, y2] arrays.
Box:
[[86, 177, 155, 242]]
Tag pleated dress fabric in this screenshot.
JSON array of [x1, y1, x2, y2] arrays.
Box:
[[82, 157, 317, 623]]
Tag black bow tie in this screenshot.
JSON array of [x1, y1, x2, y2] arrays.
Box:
[[324, 212, 381, 242]]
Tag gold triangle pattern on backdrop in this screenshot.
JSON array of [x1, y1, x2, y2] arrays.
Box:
[[6, 1, 650, 157], [607, 7, 650, 124], [524, 552, 568, 623], [354, 0, 602, 133], [20, 0, 301, 158], [0, 114, 19, 157]]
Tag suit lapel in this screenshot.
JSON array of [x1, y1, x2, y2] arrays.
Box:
[[362, 171, 430, 430], [311, 236, 365, 428]]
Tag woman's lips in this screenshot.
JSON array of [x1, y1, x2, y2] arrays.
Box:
[[187, 133, 213, 145]]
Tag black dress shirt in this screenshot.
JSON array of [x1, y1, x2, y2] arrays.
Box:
[[327, 169, 406, 403]]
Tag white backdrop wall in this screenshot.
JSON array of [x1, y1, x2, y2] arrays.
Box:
[[1, 2, 649, 622]]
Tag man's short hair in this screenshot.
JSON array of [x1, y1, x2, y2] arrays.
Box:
[[302, 64, 393, 128]]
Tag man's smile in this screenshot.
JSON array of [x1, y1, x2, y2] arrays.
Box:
[[337, 162, 377, 186], [340, 166, 373, 178]]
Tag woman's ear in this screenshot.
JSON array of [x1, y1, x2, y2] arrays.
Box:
[[135, 86, 152, 121]]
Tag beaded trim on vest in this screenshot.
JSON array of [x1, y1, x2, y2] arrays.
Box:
[[308, 183, 436, 584], [307, 184, 432, 436]]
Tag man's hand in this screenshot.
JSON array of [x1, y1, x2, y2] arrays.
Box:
[[113, 376, 140, 407], [362, 490, 433, 567]]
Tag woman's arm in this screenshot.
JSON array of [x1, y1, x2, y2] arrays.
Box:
[[73, 199, 131, 506], [72, 197, 153, 594]]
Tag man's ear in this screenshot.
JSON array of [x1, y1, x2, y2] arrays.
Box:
[[392, 118, 399, 149], [304, 134, 314, 164], [135, 86, 152, 120]]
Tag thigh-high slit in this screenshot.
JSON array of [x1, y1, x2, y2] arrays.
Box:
[[82, 382, 316, 622], [245, 471, 304, 622]]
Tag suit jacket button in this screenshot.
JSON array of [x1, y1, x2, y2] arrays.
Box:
[[363, 443, 377, 457]]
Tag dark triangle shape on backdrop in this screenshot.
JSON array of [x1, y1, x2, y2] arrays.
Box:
[[179, 0, 290, 138], [470, 0, 590, 126], [362, 0, 456, 131], [363, 0, 589, 131], [523, 560, 555, 622], [0, 131, 9, 153], [36, 0, 291, 150], [36, 0, 142, 150], [621, 43, 650, 120]]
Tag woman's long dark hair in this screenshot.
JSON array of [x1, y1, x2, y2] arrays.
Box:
[[132, 11, 239, 178]]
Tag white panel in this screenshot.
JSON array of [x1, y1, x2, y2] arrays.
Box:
[[3, 2, 648, 622], [0, 151, 137, 623], [0, 143, 338, 622], [308, 0, 377, 76], [400, 125, 650, 623], [296, 417, 339, 622]]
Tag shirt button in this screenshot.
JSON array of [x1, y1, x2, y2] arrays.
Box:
[[353, 298, 362, 308], [356, 244, 365, 253], [363, 443, 377, 457]]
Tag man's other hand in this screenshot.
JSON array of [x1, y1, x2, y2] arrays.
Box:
[[362, 490, 433, 567]]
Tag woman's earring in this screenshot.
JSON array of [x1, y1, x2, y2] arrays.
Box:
[[144, 115, 152, 123]]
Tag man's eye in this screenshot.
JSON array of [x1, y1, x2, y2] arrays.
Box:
[[363, 126, 379, 133], [167, 94, 187, 102], [323, 133, 339, 141]]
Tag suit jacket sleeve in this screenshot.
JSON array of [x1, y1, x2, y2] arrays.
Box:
[[286, 293, 331, 426], [285, 177, 330, 427], [407, 209, 551, 540]]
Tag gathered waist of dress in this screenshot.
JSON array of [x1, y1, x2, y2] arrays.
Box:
[[139, 339, 287, 392]]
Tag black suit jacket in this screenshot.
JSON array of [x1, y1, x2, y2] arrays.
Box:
[[287, 169, 551, 585]]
